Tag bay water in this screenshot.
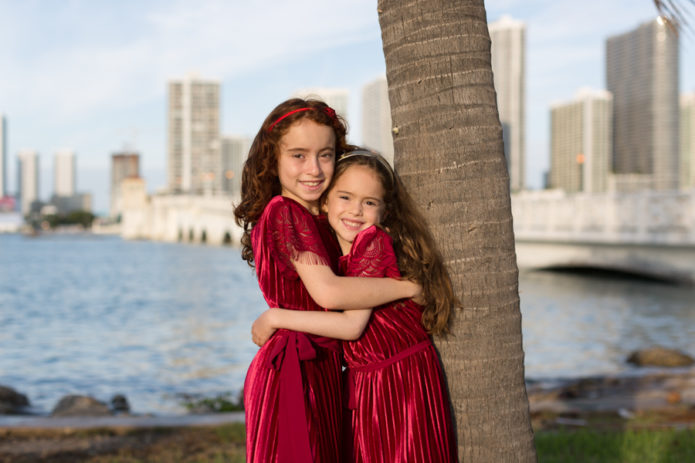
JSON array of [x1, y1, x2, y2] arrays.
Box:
[[1, 234, 693, 414]]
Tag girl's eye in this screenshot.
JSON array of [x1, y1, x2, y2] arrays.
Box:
[[339, 195, 349, 200], [320, 152, 334, 159], [365, 200, 377, 207], [292, 153, 304, 159]]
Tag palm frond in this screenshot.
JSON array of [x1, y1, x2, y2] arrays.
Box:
[[653, 0, 695, 34]]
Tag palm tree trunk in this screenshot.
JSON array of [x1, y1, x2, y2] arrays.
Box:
[[378, 0, 536, 460]]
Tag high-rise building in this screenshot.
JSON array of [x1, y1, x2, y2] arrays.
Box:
[[606, 17, 679, 190], [111, 152, 140, 218], [489, 15, 526, 191], [550, 89, 613, 193], [17, 150, 39, 215], [292, 88, 349, 122], [168, 73, 221, 194], [220, 135, 249, 197], [0, 114, 7, 198], [54, 149, 76, 197], [362, 75, 394, 165], [682, 92, 695, 189]]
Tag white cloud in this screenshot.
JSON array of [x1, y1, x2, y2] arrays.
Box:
[[0, 0, 379, 122]]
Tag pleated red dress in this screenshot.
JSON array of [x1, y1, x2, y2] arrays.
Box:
[[244, 196, 343, 463], [342, 226, 458, 463]]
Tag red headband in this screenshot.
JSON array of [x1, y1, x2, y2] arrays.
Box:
[[267, 106, 337, 132]]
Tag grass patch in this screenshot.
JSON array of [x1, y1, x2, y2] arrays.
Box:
[[89, 423, 247, 463], [535, 428, 695, 463], [177, 392, 244, 413], [0, 423, 247, 463]]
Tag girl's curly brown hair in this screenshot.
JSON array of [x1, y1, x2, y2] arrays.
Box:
[[233, 98, 352, 267]]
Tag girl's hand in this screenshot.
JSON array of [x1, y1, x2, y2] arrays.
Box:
[[251, 309, 278, 346], [408, 280, 425, 305]]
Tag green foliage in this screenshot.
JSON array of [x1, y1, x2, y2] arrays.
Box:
[[178, 392, 244, 413], [44, 210, 96, 228], [535, 428, 695, 463], [214, 423, 246, 442]]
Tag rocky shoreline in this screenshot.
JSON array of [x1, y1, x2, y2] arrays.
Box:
[[525, 346, 695, 431], [0, 387, 133, 418], [1, 346, 692, 425], [527, 368, 695, 426]]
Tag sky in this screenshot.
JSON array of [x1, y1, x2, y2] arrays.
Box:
[[1, 0, 693, 214]]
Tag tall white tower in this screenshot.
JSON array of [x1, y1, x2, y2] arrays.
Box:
[[681, 92, 695, 190], [17, 150, 39, 215], [489, 15, 526, 191], [550, 88, 613, 193], [0, 114, 7, 198], [221, 135, 250, 196], [606, 17, 679, 190], [54, 149, 76, 197], [361, 75, 394, 165], [168, 73, 221, 194], [292, 88, 350, 123]]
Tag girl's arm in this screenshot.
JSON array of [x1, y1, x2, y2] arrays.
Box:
[[251, 308, 372, 346], [293, 260, 420, 310]]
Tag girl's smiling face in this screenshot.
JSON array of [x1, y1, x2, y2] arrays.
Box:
[[324, 164, 385, 254], [277, 119, 336, 213]]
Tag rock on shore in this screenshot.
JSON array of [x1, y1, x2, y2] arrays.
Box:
[[627, 346, 694, 367], [0, 385, 30, 414], [51, 395, 112, 417], [527, 368, 695, 415]]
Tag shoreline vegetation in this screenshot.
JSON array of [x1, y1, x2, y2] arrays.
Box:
[[2, 365, 694, 462]]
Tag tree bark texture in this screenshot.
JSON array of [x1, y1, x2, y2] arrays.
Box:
[[378, 0, 536, 460]]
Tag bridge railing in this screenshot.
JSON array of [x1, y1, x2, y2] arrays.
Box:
[[511, 189, 695, 246]]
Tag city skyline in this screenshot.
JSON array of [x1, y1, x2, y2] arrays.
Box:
[[1, 1, 694, 213]]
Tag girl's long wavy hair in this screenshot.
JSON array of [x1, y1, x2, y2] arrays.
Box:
[[233, 98, 351, 267], [327, 150, 458, 335]]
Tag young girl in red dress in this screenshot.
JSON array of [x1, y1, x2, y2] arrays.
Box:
[[253, 150, 459, 462], [234, 100, 421, 463]]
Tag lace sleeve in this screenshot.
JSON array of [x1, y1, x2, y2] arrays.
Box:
[[345, 226, 401, 279], [263, 197, 331, 278]]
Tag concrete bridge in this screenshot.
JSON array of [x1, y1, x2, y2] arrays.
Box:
[[512, 189, 695, 283], [119, 178, 695, 283]]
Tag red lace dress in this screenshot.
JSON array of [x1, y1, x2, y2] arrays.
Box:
[[244, 196, 343, 463], [342, 226, 458, 463]]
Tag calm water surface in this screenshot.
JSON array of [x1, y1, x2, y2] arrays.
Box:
[[1, 234, 693, 414]]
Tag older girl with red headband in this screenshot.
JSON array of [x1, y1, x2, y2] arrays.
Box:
[[234, 98, 421, 463]]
